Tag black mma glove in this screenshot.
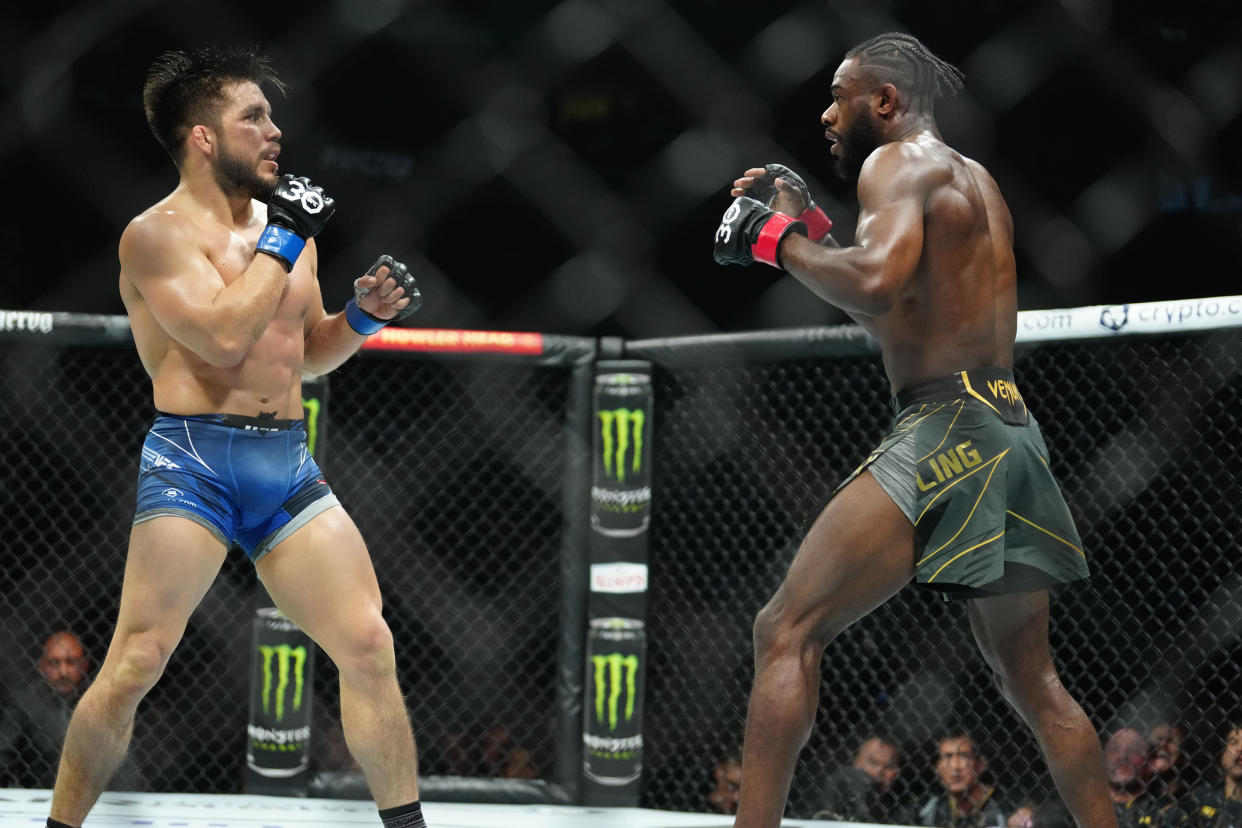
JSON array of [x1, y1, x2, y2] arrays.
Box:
[[344, 254, 422, 335], [713, 196, 807, 269], [255, 174, 337, 271], [746, 164, 834, 243]]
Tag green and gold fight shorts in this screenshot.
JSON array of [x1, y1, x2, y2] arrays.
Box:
[[839, 368, 1089, 596]]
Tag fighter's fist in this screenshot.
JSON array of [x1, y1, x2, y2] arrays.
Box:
[[356, 254, 421, 321], [255, 174, 336, 271], [732, 164, 833, 243], [713, 196, 807, 269], [345, 254, 422, 335], [742, 164, 812, 211]]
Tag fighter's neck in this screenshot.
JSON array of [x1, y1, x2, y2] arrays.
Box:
[[886, 110, 941, 144], [177, 175, 257, 229]]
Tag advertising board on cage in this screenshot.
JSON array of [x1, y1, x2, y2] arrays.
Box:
[[582, 617, 647, 786], [591, 371, 653, 538], [590, 562, 649, 594], [1018, 295, 1242, 343], [247, 608, 314, 779], [0, 311, 53, 333]]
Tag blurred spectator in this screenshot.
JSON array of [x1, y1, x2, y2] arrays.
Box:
[[912, 731, 1006, 828], [706, 746, 742, 815], [316, 719, 362, 773], [1167, 722, 1242, 827], [1006, 799, 1038, 828], [432, 726, 539, 779], [1004, 798, 1079, 828], [0, 630, 143, 789], [1103, 728, 1164, 827], [811, 735, 904, 823], [479, 725, 538, 779], [1149, 721, 1191, 811], [440, 729, 474, 776]]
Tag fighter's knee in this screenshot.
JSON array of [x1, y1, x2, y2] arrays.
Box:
[[992, 664, 1063, 715], [108, 633, 173, 697], [752, 600, 784, 653], [753, 599, 828, 658], [337, 615, 396, 681]]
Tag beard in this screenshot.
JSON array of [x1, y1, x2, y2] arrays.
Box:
[[833, 112, 882, 181], [212, 141, 275, 200]]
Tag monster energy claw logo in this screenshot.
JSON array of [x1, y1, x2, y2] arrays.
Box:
[[259, 644, 306, 722], [301, 396, 320, 456], [592, 652, 639, 730], [598, 408, 644, 485]]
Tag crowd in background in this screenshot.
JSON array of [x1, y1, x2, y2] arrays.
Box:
[[707, 721, 1242, 827], [5, 627, 1241, 828]]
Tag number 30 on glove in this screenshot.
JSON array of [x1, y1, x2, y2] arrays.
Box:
[[713, 196, 808, 269]]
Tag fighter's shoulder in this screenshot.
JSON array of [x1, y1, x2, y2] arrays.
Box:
[[118, 201, 213, 278], [860, 139, 953, 195], [122, 201, 196, 250], [959, 154, 1000, 188]]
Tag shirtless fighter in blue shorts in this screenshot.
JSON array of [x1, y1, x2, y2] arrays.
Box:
[[47, 46, 428, 828]]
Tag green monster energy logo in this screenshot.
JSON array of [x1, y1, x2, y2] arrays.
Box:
[[592, 652, 639, 730], [301, 397, 320, 456], [598, 408, 645, 485], [259, 644, 307, 722]]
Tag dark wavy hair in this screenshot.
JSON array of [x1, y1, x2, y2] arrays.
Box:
[[142, 45, 286, 166], [845, 32, 964, 110]]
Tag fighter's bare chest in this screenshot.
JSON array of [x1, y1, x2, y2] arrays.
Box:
[[206, 226, 313, 299]]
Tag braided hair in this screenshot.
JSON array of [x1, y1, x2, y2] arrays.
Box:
[[845, 32, 964, 108]]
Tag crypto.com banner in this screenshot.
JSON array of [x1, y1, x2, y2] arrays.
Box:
[[1017, 295, 1242, 342]]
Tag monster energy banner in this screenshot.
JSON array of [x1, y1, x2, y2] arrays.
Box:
[[247, 607, 315, 785], [581, 362, 652, 804], [591, 365, 653, 538], [582, 617, 647, 794], [301, 376, 329, 460]]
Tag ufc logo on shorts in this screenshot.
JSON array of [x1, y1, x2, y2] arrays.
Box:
[[280, 179, 325, 214], [715, 202, 741, 244]]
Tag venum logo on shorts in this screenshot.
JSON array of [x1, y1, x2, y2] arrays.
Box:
[[162, 488, 182, 498]]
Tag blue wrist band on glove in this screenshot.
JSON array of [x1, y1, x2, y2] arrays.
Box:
[[345, 298, 387, 335], [255, 225, 305, 271]]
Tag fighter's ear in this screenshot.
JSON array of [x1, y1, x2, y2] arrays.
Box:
[[189, 123, 215, 157], [875, 83, 899, 117]]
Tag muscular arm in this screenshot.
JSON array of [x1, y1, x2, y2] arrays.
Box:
[[302, 257, 417, 378], [301, 255, 368, 379], [777, 144, 932, 317], [120, 211, 289, 367]]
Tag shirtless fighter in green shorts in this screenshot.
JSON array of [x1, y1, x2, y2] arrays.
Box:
[[713, 32, 1117, 828]]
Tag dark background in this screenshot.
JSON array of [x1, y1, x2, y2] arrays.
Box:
[[2, 0, 1240, 338]]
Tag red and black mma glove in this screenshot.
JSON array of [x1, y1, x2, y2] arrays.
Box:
[[713, 196, 808, 269], [344, 254, 423, 335], [255, 174, 336, 271], [746, 163, 834, 243]]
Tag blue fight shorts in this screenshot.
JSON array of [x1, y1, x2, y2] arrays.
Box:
[[133, 413, 340, 561]]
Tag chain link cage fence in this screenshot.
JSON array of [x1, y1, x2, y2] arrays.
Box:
[[1, 314, 1240, 822], [0, 326, 591, 799]]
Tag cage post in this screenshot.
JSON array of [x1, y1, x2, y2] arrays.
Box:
[[580, 360, 654, 806]]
